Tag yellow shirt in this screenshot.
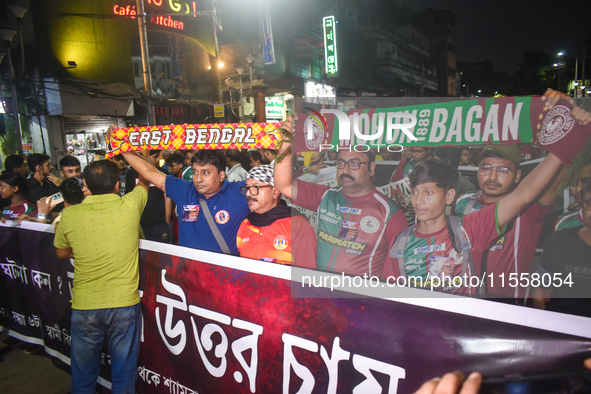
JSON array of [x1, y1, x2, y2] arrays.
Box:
[[54, 187, 148, 310]]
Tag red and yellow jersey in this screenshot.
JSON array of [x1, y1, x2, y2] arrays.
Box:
[[237, 216, 317, 267]]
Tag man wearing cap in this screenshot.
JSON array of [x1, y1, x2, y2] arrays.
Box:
[[453, 144, 561, 300], [274, 122, 408, 277], [237, 165, 316, 266]]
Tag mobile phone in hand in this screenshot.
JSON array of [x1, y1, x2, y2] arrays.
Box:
[[46, 192, 64, 207]]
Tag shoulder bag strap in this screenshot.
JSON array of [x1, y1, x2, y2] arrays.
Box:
[[447, 215, 480, 296], [390, 225, 416, 278], [199, 198, 231, 254], [463, 191, 480, 215]]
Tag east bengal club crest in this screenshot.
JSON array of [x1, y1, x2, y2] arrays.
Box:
[[215, 210, 230, 224], [274, 235, 288, 250]]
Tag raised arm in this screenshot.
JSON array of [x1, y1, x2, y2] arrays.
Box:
[[273, 116, 298, 200], [498, 89, 591, 225], [106, 126, 166, 190], [538, 166, 567, 206], [122, 151, 166, 190], [134, 166, 150, 192], [497, 154, 563, 228]]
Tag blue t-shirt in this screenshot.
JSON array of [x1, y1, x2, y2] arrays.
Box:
[[165, 176, 249, 254]]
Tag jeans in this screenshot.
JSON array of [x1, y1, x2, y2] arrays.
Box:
[[70, 303, 141, 394]]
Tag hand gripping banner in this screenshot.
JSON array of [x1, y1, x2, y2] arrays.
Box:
[[293, 95, 591, 164], [2, 222, 591, 393], [105, 96, 591, 166], [106, 122, 282, 158]]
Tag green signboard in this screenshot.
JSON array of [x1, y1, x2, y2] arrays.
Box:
[[265, 97, 285, 120], [323, 16, 338, 77]]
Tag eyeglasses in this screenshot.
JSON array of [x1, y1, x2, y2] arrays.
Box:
[[582, 199, 591, 210], [478, 164, 513, 178], [240, 185, 273, 196], [336, 159, 369, 170]]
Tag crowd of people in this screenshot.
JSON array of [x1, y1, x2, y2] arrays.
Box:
[[90, 90, 587, 315], [2, 89, 590, 392]]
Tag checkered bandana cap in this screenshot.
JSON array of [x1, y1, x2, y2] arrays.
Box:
[[247, 164, 274, 186]]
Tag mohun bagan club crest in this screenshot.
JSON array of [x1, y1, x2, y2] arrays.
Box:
[[303, 107, 328, 150], [538, 105, 575, 145]]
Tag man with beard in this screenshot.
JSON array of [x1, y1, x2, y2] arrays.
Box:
[[237, 164, 316, 266], [453, 144, 565, 300], [25, 153, 60, 205], [259, 148, 278, 166], [274, 118, 408, 276]]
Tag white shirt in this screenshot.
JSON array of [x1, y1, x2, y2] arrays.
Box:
[[226, 163, 248, 182]]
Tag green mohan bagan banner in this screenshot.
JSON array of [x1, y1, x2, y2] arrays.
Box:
[[294, 96, 588, 152]]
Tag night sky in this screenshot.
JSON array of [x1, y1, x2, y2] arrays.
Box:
[[395, 0, 591, 74]]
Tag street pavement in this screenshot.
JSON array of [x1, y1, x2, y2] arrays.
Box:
[[0, 332, 71, 393]]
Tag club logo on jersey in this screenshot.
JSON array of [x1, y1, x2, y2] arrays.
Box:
[[274, 235, 288, 250], [360, 216, 379, 233], [215, 210, 230, 224], [539, 105, 575, 145]]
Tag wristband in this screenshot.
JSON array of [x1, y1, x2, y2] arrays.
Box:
[[37, 213, 47, 220]]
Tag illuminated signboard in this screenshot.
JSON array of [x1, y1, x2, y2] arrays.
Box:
[[113, 0, 197, 30], [111, 0, 214, 53], [304, 81, 335, 105], [265, 97, 284, 120], [323, 16, 338, 77]]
